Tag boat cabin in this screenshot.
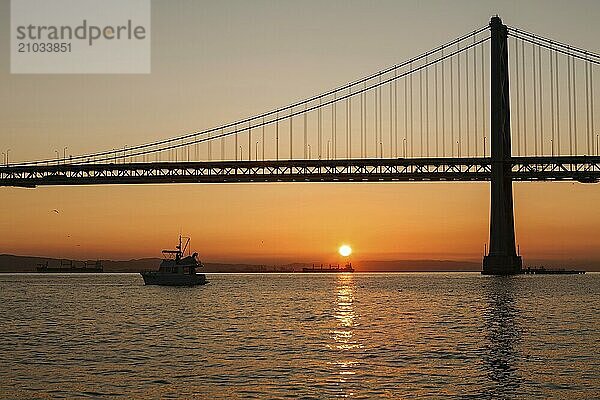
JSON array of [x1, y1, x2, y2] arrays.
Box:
[[158, 236, 202, 275]]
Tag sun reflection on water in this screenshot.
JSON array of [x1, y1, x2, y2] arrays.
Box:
[[325, 273, 362, 393], [326, 273, 363, 392], [331, 274, 361, 351]]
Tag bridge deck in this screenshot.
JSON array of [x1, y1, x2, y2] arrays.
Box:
[[0, 156, 598, 187]]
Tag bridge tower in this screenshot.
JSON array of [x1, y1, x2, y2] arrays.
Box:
[[482, 16, 523, 275]]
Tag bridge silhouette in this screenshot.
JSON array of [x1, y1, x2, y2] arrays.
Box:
[[1, 17, 598, 275]]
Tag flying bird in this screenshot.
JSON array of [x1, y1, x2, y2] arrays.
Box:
[[52, 209, 60, 214]]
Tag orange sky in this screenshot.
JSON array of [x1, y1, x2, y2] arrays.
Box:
[[1, 181, 599, 266], [0, 1, 599, 266]]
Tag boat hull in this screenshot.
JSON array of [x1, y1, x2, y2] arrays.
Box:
[[141, 272, 208, 286]]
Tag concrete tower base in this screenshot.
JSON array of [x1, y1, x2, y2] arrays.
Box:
[[482, 254, 522, 275]]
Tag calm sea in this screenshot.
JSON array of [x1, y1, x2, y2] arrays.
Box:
[[0, 273, 598, 399]]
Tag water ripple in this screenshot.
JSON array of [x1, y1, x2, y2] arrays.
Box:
[[0, 273, 598, 398]]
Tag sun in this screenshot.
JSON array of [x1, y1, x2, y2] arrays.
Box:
[[338, 245, 352, 257]]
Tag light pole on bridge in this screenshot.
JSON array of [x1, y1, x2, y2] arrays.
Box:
[[6, 149, 10, 165]]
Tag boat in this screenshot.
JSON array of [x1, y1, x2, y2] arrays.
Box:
[[140, 236, 208, 286], [36, 260, 103, 273], [302, 262, 354, 273]]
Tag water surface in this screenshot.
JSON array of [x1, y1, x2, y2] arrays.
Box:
[[0, 273, 598, 398]]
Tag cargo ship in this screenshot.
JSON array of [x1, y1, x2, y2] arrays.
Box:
[[36, 260, 104, 273], [302, 263, 354, 273], [521, 266, 585, 275]]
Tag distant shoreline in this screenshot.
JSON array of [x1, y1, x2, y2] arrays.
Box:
[[0, 253, 482, 273], [1, 254, 596, 273]]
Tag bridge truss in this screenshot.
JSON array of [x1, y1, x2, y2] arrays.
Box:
[[1, 156, 597, 187]]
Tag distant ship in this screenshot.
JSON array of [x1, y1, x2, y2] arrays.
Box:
[[140, 236, 208, 286], [522, 266, 585, 275], [36, 260, 104, 273], [302, 263, 354, 273]]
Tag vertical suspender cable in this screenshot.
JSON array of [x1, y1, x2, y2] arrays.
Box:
[[450, 50, 454, 156], [441, 48, 446, 157], [532, 43, 538, 156], [538, 46, 543, 154], [244, 124, 249, 161], [466, 43, 470, 157], [425, 56, 429, 156], [275, 118, 279, 161], [435, 58, 439, 156], [441, 49, 446, 157], [395, 70, 398, 157], [345, 97, 349, 158], [550, 45, 555, 156], [457, 42, 462, 157], [363, 84, 367, 158], [515, 37, 521, 156], [590, 58, 595, 155], [572, 56, 578, 154], [364, 84, 367, 157], [318, 100, 322, 159], [404, 69, 408, 157], [389, 81, 393, 157], [555, 51, 560, 155], [420, 62, 424, 156], [349, 90, 352, 158], [248, 123, 252, 161], [235, 124, 239, 161], [481, 40, 486, 157], [379, 75, 383, 157], [303, 107, 307, 159], [333, 95, 337, 159], [360, 88, 364, 157], [568, 51, 573, 155], [375, 85, 379, 157], [585, 56, 590, 154], [289, 113, 292, 160], [331, 100, 335, 158], [522, 40, 527, 155], [222, 128, 225, 160], [410, 64, 414, 157], [473, 34, 478, 156]]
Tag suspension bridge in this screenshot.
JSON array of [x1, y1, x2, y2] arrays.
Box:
[[1, 17, 599, 275]]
